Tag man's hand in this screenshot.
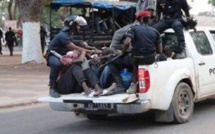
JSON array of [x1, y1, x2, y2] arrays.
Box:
[[91, 56, 101, 66], [60, 56, 73, 66], [94, 49, 102, 54]]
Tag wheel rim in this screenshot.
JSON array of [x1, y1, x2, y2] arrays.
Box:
[[178, 90, 191, 116]]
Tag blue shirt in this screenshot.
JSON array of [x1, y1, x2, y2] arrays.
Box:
[[126, 24, 161, 56], [48, 31, 72, 55]]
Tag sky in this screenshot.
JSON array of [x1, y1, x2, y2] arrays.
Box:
[[187, 0, 213, 15]]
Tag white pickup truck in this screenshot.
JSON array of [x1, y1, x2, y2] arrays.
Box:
[[38, 26, 215, 124]]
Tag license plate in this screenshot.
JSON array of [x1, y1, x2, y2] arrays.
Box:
[[85, 103, 113, 110]]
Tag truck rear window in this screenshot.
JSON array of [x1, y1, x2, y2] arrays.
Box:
[[190, 31, 213, 55], [161, 33, 178, 48]]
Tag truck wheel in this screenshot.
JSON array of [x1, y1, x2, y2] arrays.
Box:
[[172, 82, 194, 124], [87, 114, 108, 120]]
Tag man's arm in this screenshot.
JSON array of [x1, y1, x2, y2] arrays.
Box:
[[72, 40, 101, 54], [80, 41, 102, 54], [155, 0, 162, 21], [182, 0, 190, 17], [72, 50, 86, 63], [67, 42, 92, 54], [122, 37, 132, 53], [157, 43, 163, 54]]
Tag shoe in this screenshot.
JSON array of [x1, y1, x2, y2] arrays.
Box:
[[0, 52, 2, 55], [49, 89, 61, 98], [175, 50, 186, 59], [126, 82, 137, 94]]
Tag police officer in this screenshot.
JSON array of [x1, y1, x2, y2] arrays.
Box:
[[153, 0, 190, 58], [123, 10, 162, 93], [124, 11, 162, 63], [47, 15, 95, 98]]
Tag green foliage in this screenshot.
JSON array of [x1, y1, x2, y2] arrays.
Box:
[[40, 5, 80, 30], [209, 0, 215, 6], [44, 0, 54, 7], [0, 0, 9, 26]]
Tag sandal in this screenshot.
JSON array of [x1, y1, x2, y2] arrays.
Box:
[[87, 90, 96, 97], [81, 89, 93, 95], [93, 89, 103, 97], [100, 89, 113, 96], [100, 83, 116, 96]]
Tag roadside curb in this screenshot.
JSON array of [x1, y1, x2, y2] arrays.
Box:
[[0, 98, 40, 109]]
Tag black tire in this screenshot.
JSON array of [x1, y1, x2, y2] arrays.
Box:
[[172, 82, 194, 124], [87, 114, 108, 120]]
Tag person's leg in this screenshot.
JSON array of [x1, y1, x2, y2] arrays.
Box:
[[99, 66, 112, 88], [83, 68, 103, 95], [57, 66, 85, 94], [94, 17, 104, 34], [153, 19, 170, 33], [171, 20, 186, 58], [69, 64, 93, 95], [8, 42, 13, 56], [94, 17, 100, 33], [121, 56, 138, 94], [41, 40, 45, 53], [108, 63, 125, 94], [11, 42, 14, 56], [0, 40, 2, 55], [48, 55, 62, 97], [83, 68, 99, 87]]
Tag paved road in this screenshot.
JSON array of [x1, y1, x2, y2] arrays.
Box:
[[1, 100, 215, 134]]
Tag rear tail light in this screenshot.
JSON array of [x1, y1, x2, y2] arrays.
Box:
[[138, 68, 150, 93]]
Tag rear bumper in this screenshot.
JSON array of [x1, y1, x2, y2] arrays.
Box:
[[49, 99, 151, 114]]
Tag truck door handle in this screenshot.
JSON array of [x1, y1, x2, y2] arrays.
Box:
[[199, 62, 205, 66]]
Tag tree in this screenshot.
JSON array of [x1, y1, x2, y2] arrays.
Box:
[[17, 0, 44, 63], [0, 0, 9, 27], [209, 0, 215, 6]]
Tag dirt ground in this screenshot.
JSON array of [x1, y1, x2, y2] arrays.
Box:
[[0, 54, 49, 74]]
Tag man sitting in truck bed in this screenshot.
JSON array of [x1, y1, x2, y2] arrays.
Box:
[[104, 11, 162, 94], [122, 10, 162, 93]]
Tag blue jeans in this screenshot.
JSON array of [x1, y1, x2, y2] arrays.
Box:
[[91, 65, 112, 89], [48, 55, 62, 84], [99, 66, 112, 88], [153, 18, 185, 52]]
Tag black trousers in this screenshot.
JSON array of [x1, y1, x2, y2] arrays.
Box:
[[56, 64, 99, 94], [7, 41, 14, 56], [0, 39, 2, 53], [153, 18, 185, 52]]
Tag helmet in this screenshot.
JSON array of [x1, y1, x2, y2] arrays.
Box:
[[136, 11, 151, 19], [62, 15, 87, 31]]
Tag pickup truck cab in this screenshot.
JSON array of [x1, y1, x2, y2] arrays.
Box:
[[38, 26, 215, 124]]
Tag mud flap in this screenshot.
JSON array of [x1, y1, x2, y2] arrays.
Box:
[[155, 103, 174, 122]]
